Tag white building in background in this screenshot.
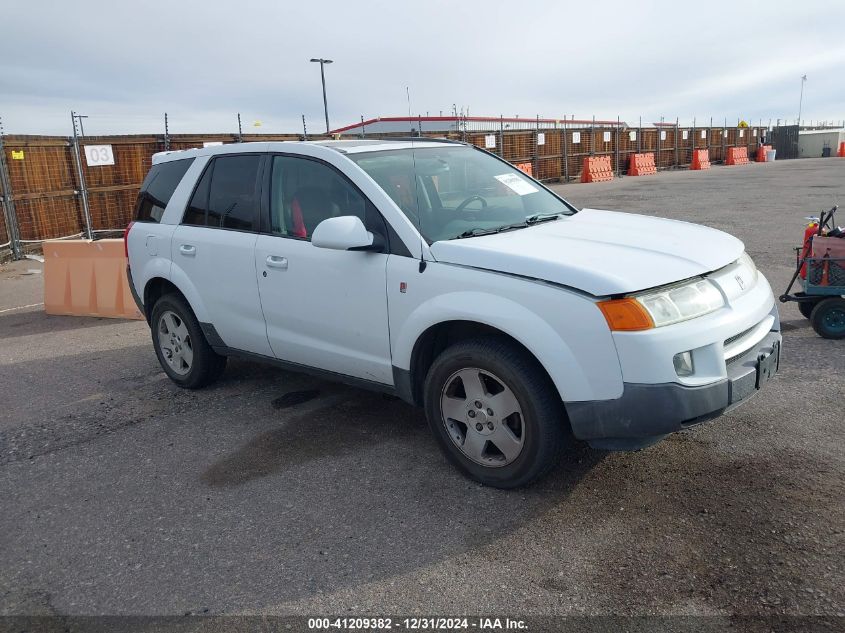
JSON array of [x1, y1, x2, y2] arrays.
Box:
[[797, 128, 845, 158], [329, 116, 626, 136]]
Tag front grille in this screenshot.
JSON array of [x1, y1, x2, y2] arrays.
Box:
[[724, 326, 755, 348], [724, 318, 770, 366]]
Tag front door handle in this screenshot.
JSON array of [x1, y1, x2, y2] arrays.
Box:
[[179, 244, 196, 256], [266, 255, 288, 270]]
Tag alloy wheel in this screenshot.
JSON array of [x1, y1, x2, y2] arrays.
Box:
[[157, 310, 193, 375], [439, 368, 525, 467]]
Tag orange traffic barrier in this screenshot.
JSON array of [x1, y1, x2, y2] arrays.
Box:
[[755, 144, 772, 162], [691, 149, 711, 170], [627, 153, 656, 176], [581, 155, 614, 183], [725, 147, 750, 166], [43, 238, 143, 320], [515, 162, 533, 176], [838, 142, 845, 157]]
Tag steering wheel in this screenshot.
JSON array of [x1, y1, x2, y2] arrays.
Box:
[[455, 195, 488, 214]]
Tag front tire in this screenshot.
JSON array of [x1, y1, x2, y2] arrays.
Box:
[[151, 294, 227, 388], [423, 337, 566, 489], [810, 297, 845, 339]]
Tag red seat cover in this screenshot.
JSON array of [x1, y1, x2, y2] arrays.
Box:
[[291, 198, 307, 238]]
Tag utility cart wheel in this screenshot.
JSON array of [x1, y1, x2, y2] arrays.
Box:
[[798, 299, 820, 319], [810, 298, 845, 339]]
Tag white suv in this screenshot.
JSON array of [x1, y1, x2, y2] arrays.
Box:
[[126, 139, 781, 488]]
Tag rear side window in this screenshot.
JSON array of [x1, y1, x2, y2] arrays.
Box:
[[183, 155, 261, 231], [183, 166, 212, 226], [134, 158, 194, 223]]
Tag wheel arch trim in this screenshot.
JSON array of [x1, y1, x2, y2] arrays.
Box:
[[142, 266, 210, 326], [392, 292, 602, 404]]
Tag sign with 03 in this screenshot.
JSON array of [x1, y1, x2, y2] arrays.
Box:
[[84, 145, 115, 167]]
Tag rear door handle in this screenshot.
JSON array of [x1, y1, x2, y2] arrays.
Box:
[[179, 244, 196, 256], [266, 255, 288, 270]]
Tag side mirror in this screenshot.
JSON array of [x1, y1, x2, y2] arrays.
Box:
[[311, 216, 384, 252]]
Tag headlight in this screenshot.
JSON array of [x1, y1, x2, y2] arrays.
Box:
[[737, 252, 758, 284], [635, 279, 725, 327], [598, 278, 726, 331]]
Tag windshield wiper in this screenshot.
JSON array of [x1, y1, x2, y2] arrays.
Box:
[[525, 212, 563, 224], [452, 213, 564, 239], [454, 227, 504, 239]]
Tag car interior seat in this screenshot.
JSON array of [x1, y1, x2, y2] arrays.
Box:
[[290, 186, 336, 238]]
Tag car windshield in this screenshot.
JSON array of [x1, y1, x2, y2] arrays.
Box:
[[348, 144, 577, 243]]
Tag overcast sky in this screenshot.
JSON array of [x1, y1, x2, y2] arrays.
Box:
[[2, 0, 845, 135]]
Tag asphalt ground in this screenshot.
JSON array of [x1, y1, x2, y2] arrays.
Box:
[[0, 158, 842, 626]]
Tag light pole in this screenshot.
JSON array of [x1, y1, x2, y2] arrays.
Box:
[[797, 74, 807, 126], [310, 58, 333, 133]]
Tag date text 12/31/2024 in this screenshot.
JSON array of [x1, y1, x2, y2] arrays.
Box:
[[307, 617, 528, 630]]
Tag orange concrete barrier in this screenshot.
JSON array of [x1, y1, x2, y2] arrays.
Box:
[[581, 155, 614, 183], [43, 239, 143, 320], [755, 144, 772, 162], [838, 142, 845, 157], [627, 153, 656, 176], [515, 162, 533, 177], [691, 149, 711, 170], [725, 147, 750, 166]]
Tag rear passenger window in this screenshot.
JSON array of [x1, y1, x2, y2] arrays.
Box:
[[183, 165, 212, 226], [134, 158, 194, 223], [182, 155, 261, 231]]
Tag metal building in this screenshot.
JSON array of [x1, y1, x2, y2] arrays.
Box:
[[329, 116, 626, 137], [798, 128, 845, 158]]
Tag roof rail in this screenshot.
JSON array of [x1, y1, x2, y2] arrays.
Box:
[[379, 136, 464, 144]]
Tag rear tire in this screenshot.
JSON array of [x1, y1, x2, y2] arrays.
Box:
[[423, 337, 566, 489], [151, 293, 227, 388], [810, 297, 845, 339]]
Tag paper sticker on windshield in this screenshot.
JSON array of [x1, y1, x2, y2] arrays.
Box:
[[495, 173, 539, 196]]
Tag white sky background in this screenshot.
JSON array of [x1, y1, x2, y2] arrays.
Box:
[[2, 0, 844, 135]]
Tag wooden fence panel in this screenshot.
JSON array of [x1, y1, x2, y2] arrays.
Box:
[[0, 124, 784, 252]]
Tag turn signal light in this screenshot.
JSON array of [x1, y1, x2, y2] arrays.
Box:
[[598, 298, 654, 331]]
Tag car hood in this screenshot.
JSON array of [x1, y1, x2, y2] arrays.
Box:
[[428, 208, 745, 296]]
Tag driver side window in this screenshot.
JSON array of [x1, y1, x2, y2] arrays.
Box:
[[269, 156, 371, 240]]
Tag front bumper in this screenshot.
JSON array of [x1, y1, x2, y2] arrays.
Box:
[[565, 329, 782, 450]]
